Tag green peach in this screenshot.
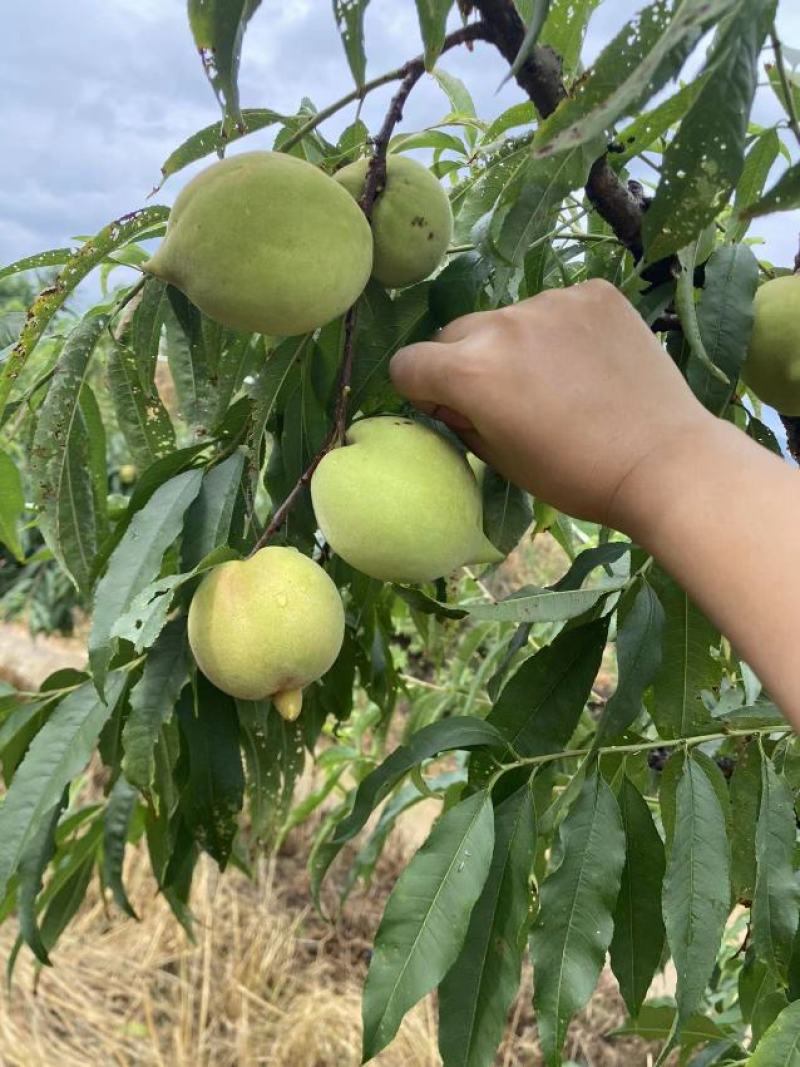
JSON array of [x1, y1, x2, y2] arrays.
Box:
[[310, 416, 503, 583], [187, 546, 344, 719], [145, 151, 373, 337], [335, 155, 453, 288], [742, 274, 800, 415]]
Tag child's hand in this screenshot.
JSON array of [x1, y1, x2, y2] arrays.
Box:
[[390, 279, 715, 532]]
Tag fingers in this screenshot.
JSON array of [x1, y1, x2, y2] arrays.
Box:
[[390, 340, 460, 407]]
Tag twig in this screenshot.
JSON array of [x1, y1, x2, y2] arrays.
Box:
[[770, 28, 800, 149], [252, 28, 489, 549], [280, 22, 489, 156]]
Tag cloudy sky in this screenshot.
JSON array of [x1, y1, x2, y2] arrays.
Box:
[[2, 1, 799, 275]]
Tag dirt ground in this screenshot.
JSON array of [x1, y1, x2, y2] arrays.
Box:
[[0, 615, 671, 1066]]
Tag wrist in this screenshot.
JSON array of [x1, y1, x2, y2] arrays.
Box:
[[607, 415, 736, 550]]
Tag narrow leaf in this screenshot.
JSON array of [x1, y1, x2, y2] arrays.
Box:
[[122, 619, 189, 791], [530, 771, 626, 1067], [181, 451, 245, 570], [333, 0, 369, 87], [0, 207, 169, 415], [311, 718, 508, 907], [438, 783, 536, 1067], [108, 340, 176, 470], [30, 315, 107, 593], [0, 675, 126, 899], [749, 1000, 800, 1066], [0, 450, 25, 560], [102, 775, 140, 919], [662, 754, 731, 1030], [187, 0, 263, 134], [415, 0, 452, 70], [742, 161, 800, 219], [610, 776, 667, 1016], [752, 754, 800, 981], [89, 468, 203, 692], [362, 790, 495, 1060]]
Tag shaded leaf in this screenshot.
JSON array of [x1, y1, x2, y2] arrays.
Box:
[[596, 578, 664, 745], [177, 679, 245, 869], [108, 340, 176, 470], [610, 777, 667, 1017], [102, 775, 139, 918], [237, 700, 305, 842], [415, 0, 452, 70], [749, 999, 800, 1066], [333, 0, 369, 87], [181, 451, 246, 570], [17, 792, 68, 965], [122, 619, 189, 791], [753, 753, 800, 982], [729, 739, 762, 904]]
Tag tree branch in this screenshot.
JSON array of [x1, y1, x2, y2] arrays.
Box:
[[474, 0, 647, 260]]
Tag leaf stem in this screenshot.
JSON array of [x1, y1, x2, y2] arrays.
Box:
[[506, 723, 790, 770], [280, 22, 489, 155]]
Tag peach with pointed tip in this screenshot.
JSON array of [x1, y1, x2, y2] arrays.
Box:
[[310, 416, 504, 583], [187, 547, 344, 716]]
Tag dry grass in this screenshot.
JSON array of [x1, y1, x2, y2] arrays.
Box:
[[0, 821, 666, 1067]]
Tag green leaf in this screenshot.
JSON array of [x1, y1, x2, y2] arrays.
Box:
[[0, 247, 76, 282], [729, 128, 781, 240], [612, 79, 707, 168], [662, 754, 731, 1033], [539, 0, 602, 73], [181, 452, 245, 570], [484, 618, 609, 758], [0, 207, 169, 416], [438, 783, 536, 1067], [237, 700, 305, 842], [741, 161, 800, 220], [333, 0, 369, 87], [534, 0, 738, 160], [415, 0, 452, 70], [596, 578, 664, 745], [177, 679, 245, 868], [164, 295, 215, 435], [492, 145, 598, 266], [102, 775, 139, 919], [0, 674, 126, 900], [122, 619, 189, 791], [0, 450, 25, 560], [362, 790, 495, 1060], [649, 566, 719, 738], [643, 0, 777, 262], [156, 109, 285, 187], [530, 771, 626, 1067], [89, 468, 203, 692], [310, 718, 508, 907], [350, 283, 435, 413], [749, 1000, 800, 1066], [187, 0, 263, 135], [729, 739, 762, 904], [29, 315, 107, 594], [687, 243, 760, 414], [131, 277, 169, 388], [108, 340, 176, 471], [17, 792, 68, 965], [480, 466, 533, 557], [612, 1003, 732, 1051], [502, 0, 551, 87], [753, 754, 800, 982], [610, 777, 666, 1017], [429, 252, 490, 328]]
